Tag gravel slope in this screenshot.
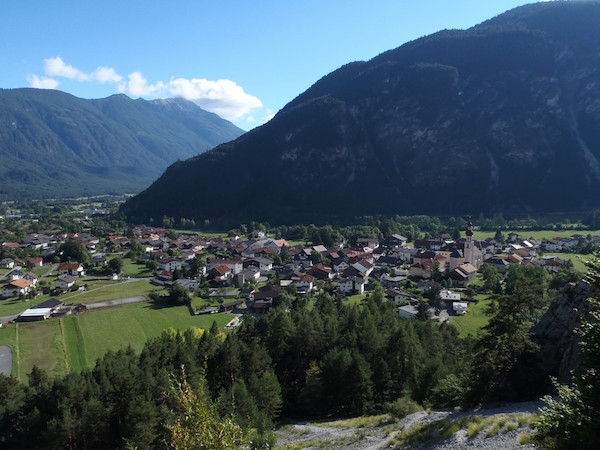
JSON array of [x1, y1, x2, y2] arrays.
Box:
[[275, 401, 542, 449]]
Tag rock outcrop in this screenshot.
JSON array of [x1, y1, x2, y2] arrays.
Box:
[[512, 280, 599, 398]]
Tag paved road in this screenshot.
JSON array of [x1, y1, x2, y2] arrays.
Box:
[[84, 296, 148, 309], [0, 345, 12, 376]]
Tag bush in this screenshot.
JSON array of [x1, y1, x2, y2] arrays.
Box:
[[384, 397, 423, 419]]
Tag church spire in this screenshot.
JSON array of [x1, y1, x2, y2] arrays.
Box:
[[464, 220, 474, 264]]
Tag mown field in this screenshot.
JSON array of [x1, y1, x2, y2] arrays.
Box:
[[0, 277, 234, 382], [449, 294, 493, 338], [2, 301, 234, 382]]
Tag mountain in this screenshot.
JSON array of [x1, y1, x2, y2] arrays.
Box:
[[0, 89, 244, 200], [121, 1, 600, 226]]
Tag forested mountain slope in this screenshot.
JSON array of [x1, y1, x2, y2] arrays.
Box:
[[0, 89, 244, 200], [122, 1, 600, 226]]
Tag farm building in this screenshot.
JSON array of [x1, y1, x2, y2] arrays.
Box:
[[19, 298, 64, 322]]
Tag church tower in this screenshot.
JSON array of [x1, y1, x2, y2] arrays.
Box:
[[464, 220, 475, 265]]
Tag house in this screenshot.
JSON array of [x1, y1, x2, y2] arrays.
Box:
[[0, 258, 15, 269], [206, 265, 233, 286], [356, 237, 380, 250], [452, 302, 469, 315], [252, 299, 273, 314], [236, 267, 261, 287], [542, 240, 562, 252], [58, 262, 85, 277], [254, 285, 281, 301], [1, 242, 20, 251], [174, 278, 200, 292], [332, 259, 350, 273], [398, 304, 449, 322], [8, 269, 24, 281], [89, 254, 108, 266], [334, 275, 366, 295], [294, 248, 313, 268], [385, 288, 414, 306], [409, 260, 435, 279], [219, 299, 246, 312], [55, 275, 79, 291], [307, 263, 333, 280], [28, 257, 44, 267], [2, 279, 33, 298], [385, 234, 408, 247], [157, 257, 183, 271], [448, 263, 478, 286], [439, 289, 461, 303], [208, 258, 243, 275], [291, 273, 315, 293], [242, 257, 273, 274], [23, 272, 39, 285], [486, 257, 511, 273], [508, 245, 534, 258]]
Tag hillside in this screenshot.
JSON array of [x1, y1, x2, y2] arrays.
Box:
[[122, 1, 600, 226], [0, 89, 244, 200]]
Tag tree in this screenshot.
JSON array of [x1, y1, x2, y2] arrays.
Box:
[[167, 372, 244, 450], [494, 229, 506, 244], [466, 274, 548, 405], [534, 256, 600, 448], [108, 257, 123, 275], [58, 239, 89, 263]]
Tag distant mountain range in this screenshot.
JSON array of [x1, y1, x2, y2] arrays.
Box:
[[120, 1, 600, 226], [0, 89, 244, 200]]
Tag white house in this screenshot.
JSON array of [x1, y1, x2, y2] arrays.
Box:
[[55, 275, 78, 291], [334, 275, 366, 295], [2, 279, 33, 298], [174, 278, 200, 292], [158, 257, 183, 271], [0, 258, 15, 269], [58, 263, 85, 277]]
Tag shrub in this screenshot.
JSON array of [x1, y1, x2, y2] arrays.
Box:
[[384, 397, 422, 419]]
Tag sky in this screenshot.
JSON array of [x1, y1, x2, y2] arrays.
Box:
[[2, 0, 548, 130]]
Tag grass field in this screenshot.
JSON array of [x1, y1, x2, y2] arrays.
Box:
[[0, 277, 236, 382], [449, 294, 493, 338], [0, 279, 160, 318], [120, 258, 155, 278], [475, 229, 600, 241], [2, 301, 234, 382]]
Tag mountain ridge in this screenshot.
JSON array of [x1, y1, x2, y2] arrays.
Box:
[[116, 1, 600, 225], [0, 88, 244, 200]]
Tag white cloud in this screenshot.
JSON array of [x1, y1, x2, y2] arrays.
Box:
[[92, 66, 123, 83], [28, 74, 59, 89], [168, 77, 262, 121], [118, 72, 166, 97], [44, 57, 90, 81], [30, 56, 265, 123]]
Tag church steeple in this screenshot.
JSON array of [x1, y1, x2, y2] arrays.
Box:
[[464, 220, 474, 264]]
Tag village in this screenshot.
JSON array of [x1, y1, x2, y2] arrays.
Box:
[[2, 217, 597, 325]]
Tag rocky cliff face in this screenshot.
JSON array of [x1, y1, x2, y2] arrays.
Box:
[[532, 281, 598, 382], [511, 280, 599, 399]]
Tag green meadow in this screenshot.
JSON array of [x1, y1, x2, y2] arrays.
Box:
[[448, 294, 493, 338], [1, 285, 234, 383]]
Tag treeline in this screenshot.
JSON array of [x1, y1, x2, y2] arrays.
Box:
[[227, 213, 598, 247]]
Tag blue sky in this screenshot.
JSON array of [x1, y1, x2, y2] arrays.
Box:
[[2, 0, 545, 130]]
